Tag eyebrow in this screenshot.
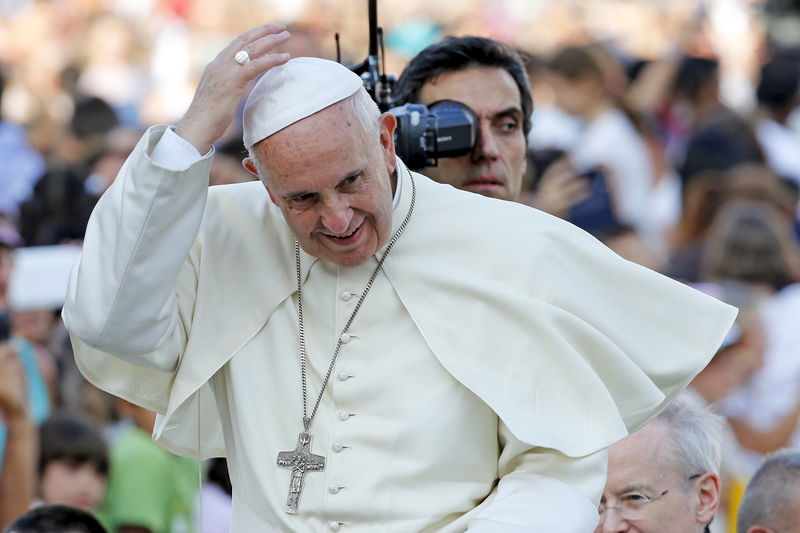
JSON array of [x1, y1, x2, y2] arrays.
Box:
[[616, 483, 654, 495], [491, 107, 523, 121], [281, 168, 364, 201]]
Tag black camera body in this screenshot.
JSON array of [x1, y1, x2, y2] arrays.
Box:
[[347, 0, 478, 170], [389, 100, 478, 170]]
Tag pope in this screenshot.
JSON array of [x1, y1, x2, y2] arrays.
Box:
[[63, 25, 736, 532]]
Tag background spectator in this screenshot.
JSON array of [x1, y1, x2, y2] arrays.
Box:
[[736, 448, 800, 533]]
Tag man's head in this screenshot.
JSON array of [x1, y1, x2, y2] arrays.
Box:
[[737, 449, 800, 533], [394, 36, 531, 201], [3, 504, 107, 533], [38, 414, 109, 511], [596, 396, 723, 533], [242, 58, 398, 267], [756, 56, 800, 119]]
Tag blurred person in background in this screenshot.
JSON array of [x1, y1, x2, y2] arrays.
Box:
[[3, 505, 107, 533], [752, 54, 800, 188], [37, 414, 108, 512], [0, 222, 20, 321], [736, 448, 800, 533], [18, 96, 119, 247], [700, 201, 800, 458], [394, 35, 531, 202], [547, 44, 664, 253], [596, 396, 723, 533], [0, 68, 46, 218], [0, 226, 52, 523], [663, 56, 725, 170], [75, 13, 147, 128], [668, 164, 788, 283], [197, 458, 232, 533], [99, 399, 196, 533], [0, 334, 36, 528]]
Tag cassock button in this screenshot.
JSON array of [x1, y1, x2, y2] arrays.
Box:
[[337, 410, 350, 421], [339, 332, 351, 344], [332, 442, 344, 452], [340, 290, 354, 301], [327, 521, 341, 531], [337, 372, 351, 381], [328, 485, 342, 494]]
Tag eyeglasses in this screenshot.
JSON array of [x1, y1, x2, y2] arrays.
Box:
[[598, 474, 702, 520]]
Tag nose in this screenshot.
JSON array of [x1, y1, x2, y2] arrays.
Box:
[[470, 124, 500, 163], [320, 196, 353, 235]]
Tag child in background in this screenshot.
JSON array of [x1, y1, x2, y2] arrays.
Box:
[[37, 414, 108, 512]]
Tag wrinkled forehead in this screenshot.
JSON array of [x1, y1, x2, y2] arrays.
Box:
[[605, 422, 675, 489], [252, 102, 375, 188]]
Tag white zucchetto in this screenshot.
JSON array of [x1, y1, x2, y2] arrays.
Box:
[[242, 57, 363, 148]]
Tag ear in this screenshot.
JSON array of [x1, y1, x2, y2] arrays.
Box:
[[242, 157, 259, 177], [243, 156, 281, 206], [695, 472, 721, 525], [378, 112, 397, 175]]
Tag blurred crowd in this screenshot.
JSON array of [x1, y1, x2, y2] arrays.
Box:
[[2, 0, 800, 532]]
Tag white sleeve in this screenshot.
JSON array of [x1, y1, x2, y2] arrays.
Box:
[[150, 127, 207, 171], [62, 125, 214, 370], [466, 423, 604, 532], [467, 472, 601, 532]]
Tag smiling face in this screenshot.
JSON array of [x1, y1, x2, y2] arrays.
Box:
[[248, 97, 397, 267], [418, 67, 527, 201], [596, 421, 718, 533]]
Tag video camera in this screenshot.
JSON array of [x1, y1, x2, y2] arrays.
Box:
[[342, 0, 478, 170]]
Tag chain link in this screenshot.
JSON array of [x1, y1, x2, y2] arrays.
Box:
[[295, 169, 417, 431]]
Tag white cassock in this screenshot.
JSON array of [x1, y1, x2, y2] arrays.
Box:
[[63, 125, 736, 532]]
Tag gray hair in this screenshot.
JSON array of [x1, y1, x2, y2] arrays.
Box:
[[348, 86, 382, 140], [657, 395, 724, 483], [737, 449, 800, 532], [247, 87, 382, 178]]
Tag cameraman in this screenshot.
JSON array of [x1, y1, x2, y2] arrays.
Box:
[[394, 36, 530, 202]]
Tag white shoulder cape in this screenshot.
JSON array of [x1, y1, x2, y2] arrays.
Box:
[[66, 128, 736, 460]]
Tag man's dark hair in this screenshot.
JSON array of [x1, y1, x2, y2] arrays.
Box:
[[394, 36, 533, 136], [737, 449, 800, 533], [3, 505, 107, 533], [756, 56, 800, 113], [672, 56, 719, 103], [69, 96, 118, 140], [39, 413, 109, 477]]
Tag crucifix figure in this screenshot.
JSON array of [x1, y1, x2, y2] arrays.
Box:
[[277, 431, 326, 514]]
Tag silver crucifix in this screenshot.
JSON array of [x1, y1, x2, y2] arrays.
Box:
[[276, 432, 326, 514]]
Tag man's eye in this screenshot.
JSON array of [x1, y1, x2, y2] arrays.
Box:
[[622, 492, 650, 503], [290, 194, 315, 206], [499, 120, 518, 132], [341, 175, 358, 186]]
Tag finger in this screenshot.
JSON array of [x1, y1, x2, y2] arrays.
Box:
[[229, 24, 287, 53], [245, 30, 291, 59], [246, 51, 292, 75], [561, 181, 591, 203]]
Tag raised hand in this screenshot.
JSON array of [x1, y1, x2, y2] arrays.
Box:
[[0, 343, 27, 422], [534, 157, 590, 219], [175, 25, 292, 155]]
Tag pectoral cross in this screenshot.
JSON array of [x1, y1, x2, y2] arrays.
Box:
[[277, 432, 326, 514]]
